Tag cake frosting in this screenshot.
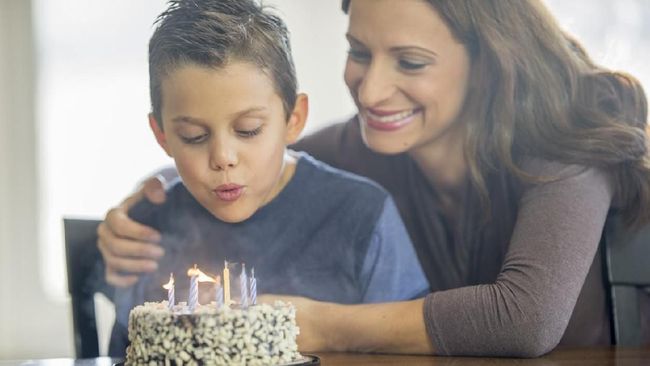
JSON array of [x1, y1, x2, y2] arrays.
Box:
[[125, 301, 301, 366]]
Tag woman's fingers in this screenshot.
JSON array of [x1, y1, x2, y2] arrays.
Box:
[[99, 238, 160, 272], [98, 234, 161, 287], [97, 186, 166, 287], [102, 205, 162, 244], [97, 224, 163, 261], [105, 267, 139, 288], [142, 175, 168, 204], [95, 176, 170, 288]]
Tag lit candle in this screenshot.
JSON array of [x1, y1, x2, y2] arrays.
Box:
[[162, 273, 175, 311], [188, 264, 199, 312], [249, 268, 257, 306], [240, 263, 249, 308], [223, 261, 231, 307], [215, 275, 224, 308]]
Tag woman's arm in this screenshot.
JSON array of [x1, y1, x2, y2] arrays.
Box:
[[317, 299, 434, 354], [260, 295, 434, 354], [423, 161, 614, 357], [264, 161, 614, 357]]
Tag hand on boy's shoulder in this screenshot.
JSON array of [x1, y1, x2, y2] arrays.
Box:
[[142, 175, 168, 204], [97, 175, 168, 287]]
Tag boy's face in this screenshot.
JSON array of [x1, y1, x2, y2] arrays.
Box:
[[150, 62, 306, 223]]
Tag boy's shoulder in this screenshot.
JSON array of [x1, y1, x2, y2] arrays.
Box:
[[291, 151, 390, 208], [128, 176, 199, 224]]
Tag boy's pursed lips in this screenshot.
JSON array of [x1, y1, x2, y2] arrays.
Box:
[[213, 183, 245, 202]]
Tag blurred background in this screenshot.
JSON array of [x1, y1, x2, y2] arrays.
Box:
[[0, 0, 648, 359]]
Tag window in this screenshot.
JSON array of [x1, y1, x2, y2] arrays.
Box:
[[34, 0, 649, 300], [34, 0, 352, 300]]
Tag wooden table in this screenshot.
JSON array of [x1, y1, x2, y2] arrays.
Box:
[[317, 346, 650, 365], [1, 347, 648, 365]]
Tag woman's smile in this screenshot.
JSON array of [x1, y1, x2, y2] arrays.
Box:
[[362, 108, 421, 131]]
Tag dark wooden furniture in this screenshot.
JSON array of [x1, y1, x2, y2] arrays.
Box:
[[64, 218, 113, 358], [602, 213, 650, 346], [315, 346, 650, 365], [0, 347, 649, 366]]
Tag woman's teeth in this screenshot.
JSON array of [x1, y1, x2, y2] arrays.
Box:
[[367, 109, 418, 123]]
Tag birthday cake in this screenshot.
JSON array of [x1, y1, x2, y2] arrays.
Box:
[[125, 301, 301, 366]]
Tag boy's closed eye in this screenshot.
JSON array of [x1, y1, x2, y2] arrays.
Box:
[[234, 118, 265, 138], [180, 133, 208, 144], [176, 124, 209, 145], [177, 124, 265, 144], [236, 125, 263, 138]]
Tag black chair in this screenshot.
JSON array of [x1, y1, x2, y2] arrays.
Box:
[[602, 213, 650, 346], [64, 217, 113, 358]]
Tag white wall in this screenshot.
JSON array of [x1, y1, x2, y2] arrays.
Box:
[[0, 0, 74, 359], [1, 0, 352, 360], [1, 0, 649, 360]]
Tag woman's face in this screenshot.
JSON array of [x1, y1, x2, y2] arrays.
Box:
[[344, 0, 471, 155]]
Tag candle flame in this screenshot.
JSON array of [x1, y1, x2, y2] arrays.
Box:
[[162, 273, 174, 290], [187, 265, 217, 283]]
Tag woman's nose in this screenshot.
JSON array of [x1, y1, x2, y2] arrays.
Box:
[[209, 140, 238, 171], [357, 60, 396, 107]]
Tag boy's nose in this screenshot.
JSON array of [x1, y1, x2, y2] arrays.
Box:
[[209, 142, 238, 171]]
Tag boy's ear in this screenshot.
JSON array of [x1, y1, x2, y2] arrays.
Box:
[[148, 113, 172, 157], [285, 93, 308, 144]]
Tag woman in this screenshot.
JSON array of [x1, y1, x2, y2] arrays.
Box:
[[98, 0, 650, 357]]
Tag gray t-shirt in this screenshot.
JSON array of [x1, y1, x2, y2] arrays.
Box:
[[109, 152, 429, 355]]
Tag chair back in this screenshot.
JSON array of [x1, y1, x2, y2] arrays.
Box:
[[602, 213, 650, 346], [64, 217, 112, 358]]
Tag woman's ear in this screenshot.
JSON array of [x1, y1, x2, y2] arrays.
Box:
[[285, 93, 308, 144], [148, 113, 172, 157]]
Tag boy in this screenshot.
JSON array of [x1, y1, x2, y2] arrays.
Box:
[[109, 0, 429, 355]]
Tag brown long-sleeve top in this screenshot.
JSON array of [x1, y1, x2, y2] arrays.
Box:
[[293, 117, 650, 356]]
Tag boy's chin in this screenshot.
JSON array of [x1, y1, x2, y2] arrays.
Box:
[[210, 208, 255, 223]]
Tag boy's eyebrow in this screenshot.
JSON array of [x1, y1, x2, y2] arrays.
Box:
[[171, 116, 204, 124], [171, 107, 269, 124], [228, 106, 269, 119]]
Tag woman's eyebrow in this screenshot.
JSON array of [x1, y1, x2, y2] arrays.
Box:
[[346, 33, 438, 57], [345, 34, 365, 47], [389, 45, 438, 57]]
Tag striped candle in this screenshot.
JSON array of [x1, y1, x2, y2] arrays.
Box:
[[216, 284, 224, 308], [240, 263, 249, 308], [249, 268, 257, 305], [188, 265, 199, 312], [162, 273, 175, 311]]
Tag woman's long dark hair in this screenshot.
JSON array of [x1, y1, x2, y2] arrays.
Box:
[[343, 0, 650, 227]]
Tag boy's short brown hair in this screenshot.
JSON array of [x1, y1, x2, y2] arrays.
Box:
[[149, 0, 297, 126]]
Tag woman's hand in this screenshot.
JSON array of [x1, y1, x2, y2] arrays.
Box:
[[258, 294, 434, 354], [258, 294, 330, 352], [97, 176, 168, 287]]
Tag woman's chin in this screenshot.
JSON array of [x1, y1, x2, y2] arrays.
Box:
[[361, 130, 415, 155]]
